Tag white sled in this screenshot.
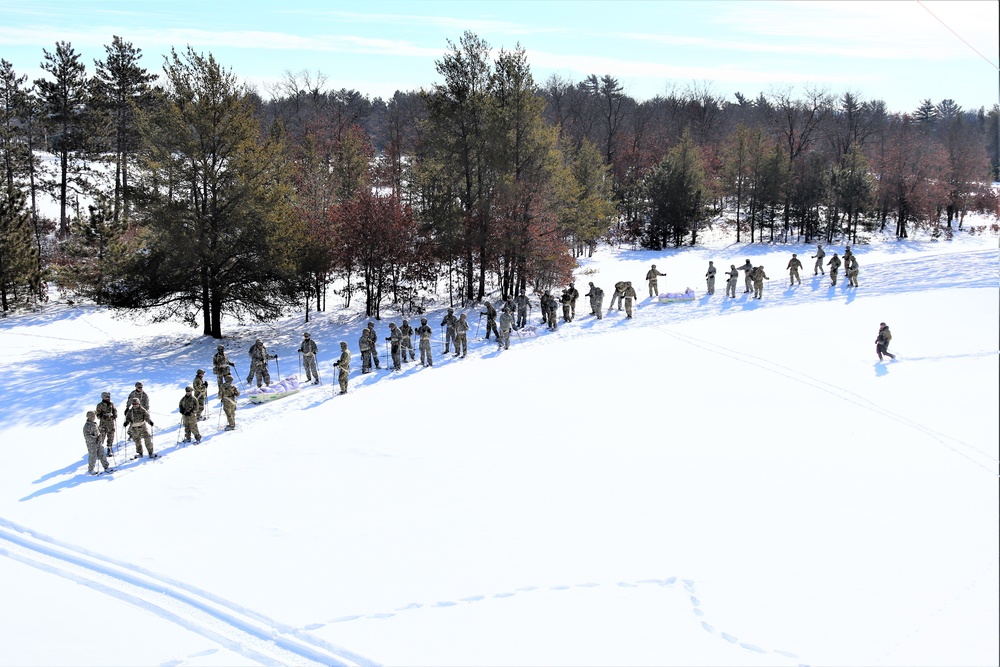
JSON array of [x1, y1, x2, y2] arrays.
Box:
[[656, 288, 696, 303], [246, 376, 303, 404]]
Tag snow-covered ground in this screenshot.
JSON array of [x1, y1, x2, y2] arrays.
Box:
[[1, 231, 997, 667]]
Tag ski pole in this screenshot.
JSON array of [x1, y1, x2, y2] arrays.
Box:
[[233, 364, 246, 391], [274, 355, 281, 380], [476, 313, 482, 337], [297, 351, 302, 379]]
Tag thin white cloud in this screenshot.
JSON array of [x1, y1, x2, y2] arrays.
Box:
[[275, 9, 566, 37]]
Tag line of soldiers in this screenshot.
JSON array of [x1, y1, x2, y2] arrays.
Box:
[[89, 382, 159, 473], [704, 245, 860, 300]]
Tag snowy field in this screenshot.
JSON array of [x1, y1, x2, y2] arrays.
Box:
[[0, 231, 997, 667]]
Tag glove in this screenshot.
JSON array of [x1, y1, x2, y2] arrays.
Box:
[[297, 348, 302, 353], [229, 362, 235, 367], [149, 421, 154, 426]]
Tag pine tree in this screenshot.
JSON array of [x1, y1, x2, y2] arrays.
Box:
[[0, 187, 39, 311], [59, 196, 125, 302], [643, 130, 707, 248]]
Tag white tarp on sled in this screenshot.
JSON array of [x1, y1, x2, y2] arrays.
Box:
[[246, 376, 302, 403], [656, 288, 696, 303]]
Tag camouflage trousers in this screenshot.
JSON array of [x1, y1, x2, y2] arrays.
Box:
[[517, 308, 528, 328], [98, 422, 115, 449], [753, 280, 764, 299], [360, 349, 373, 373], [195, 390, 207, 418], [706, 276, 715, 294], [498, 328, 510, 350], [222, 397, 237, 427], [648, 280, 658, 298], [182, 414, 201, 441], [624, 297, 634, 318], [455, 332, 468, 357], [419, 339, 433, 366], [129, 425, 154, 457], [302, 352, 318, 382], [87, 440, 110, 473], [390, 342, 401, 370], [847, 268, 859, 287], [744, 275, 753, 293], [402, 336, 414, 359], [443, 327, 456, 352], [248, 362, 270, 387], [607, 291, 623, 311], [562, 303, 571, 322], [545, 309, 558, 330], [789, 268, 800, 285], [484, 319, 499, 340], [830, 267, 839, 285], [338, 368, 349, 393], [726, 280, 737, 298], [590, 298, 603, 319], [814, 257, 824, 274]]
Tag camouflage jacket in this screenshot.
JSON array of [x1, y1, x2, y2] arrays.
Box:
[[84, 421, 100, 446], [193, 376, 209, 396], [440, 313, 457, 329], [705, 265, 716, 278], [299, 339, 318, 356], [812, 247, 825, 259], [568, 287, 579, 302], [725, 268, 739, 282], [249, 343, 272, 365], [645, 268, 665, 280], [127, 389, 149, 410], [213, 351, 232, 374], [358, 331, 371, 352], [481, 302, 497, 321], [613, 281, 627, 293], [178, 394, 199, 416], [498, 312, 513, 331], [827, 255, 842, 270], [738, 261, 753, 274], [388, 327, 402, 344], [751, 267, 768, 282], [123, 405, 152, 428], [787, 258, 803, 271], [623, 286, 637, 299], [219, 383, 240, 404], [514, 294, 531, 311], [335, 349, 351, 371], [455, 318, 470, 335], [876, 327, 892, 345], [416, 324, 433, 340], [400, 322, 414, 337], [95, 400, 117, 424]]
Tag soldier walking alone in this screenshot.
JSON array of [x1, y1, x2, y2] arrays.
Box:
[[787, 254, 803, 286], [827, 253, 842, 286], [875, 322, 895, 361]]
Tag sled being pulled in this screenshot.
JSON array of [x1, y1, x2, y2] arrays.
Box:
[[246, 376, 302, 404], [656, 288, 696, 303]]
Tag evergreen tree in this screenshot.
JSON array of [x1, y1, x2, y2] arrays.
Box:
[[0, 59, 29, 193], [92, 36, 157, 225], [34, 41, 90, 236], [108, 47, 300, 338], [642, 130, 706, 248], [59, 196, 125, 303], [0, 187, 39, 311]]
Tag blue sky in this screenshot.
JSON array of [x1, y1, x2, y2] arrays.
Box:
[[1, 0, 997, 113]]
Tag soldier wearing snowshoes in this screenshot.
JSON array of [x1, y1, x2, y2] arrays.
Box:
[[623, 281, 638, 318], [123, 398, 155, 458], [193, 370, 209, 420], [514, 291, 531, 329], [400, 319, 415, 361], [585, 282, 604, 318], [365, 322, 381, 369], [705, 262, 716, 294], [95, 392, 117, 457], [646, 264, 666, 298], [247, 339, 276, 387], [416, 318, 434, 366], [846, 255, 860, 287], [359, 328, 374, 373], [212, 345, 235, 395], [560, 289, 573, 322], [827, 253, 842, 286], [441, 308, 458, 353], [178, 387, 201, 443], [787, 254, 803, 285], [737, 259, 754, 294], [843, 245, 854, 270], [567, 283, 579, 319], [544, 292, 559, 330], [725, 265, 739, 298], [539, 292, 551, 324], [455, 313, 469, 358], [335, 342, 351, 394], [298, 332, 319, 384], [127, 381, 149, 411], [751, 265, 769, 299], [811, 244, 825, 275], [498, 307, 513, 350], [386, 322, 402, 370], [84, 411, 110, 475], [219, 376, 240, 430], [608, 280, 627, 312], [876, 323, 895, 361], [481, 300, 499, 340]]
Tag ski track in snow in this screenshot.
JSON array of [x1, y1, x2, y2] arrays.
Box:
[[304, 576, 808, 666], [0, 517, 378, 667]]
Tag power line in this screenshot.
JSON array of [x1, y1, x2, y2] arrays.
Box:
[[916, 0, 999, 70]]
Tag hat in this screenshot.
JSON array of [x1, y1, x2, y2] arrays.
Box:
[[86, 411, 96, 420], [421, 317, 427, 323], [255, 338, 262, 344], [448, 308, 454, 313], [101, 391, 111, 399], [224, 375, 233, 383], [185, 386, 193, 392], [131, 398, 140, 405], [340, 341, 348, 347], [304, 332, 311, 337], [217, 344, 224, 350], [135, 382, 143, 388], [880, 322, 886, 326], [196, 368, 205, 375]]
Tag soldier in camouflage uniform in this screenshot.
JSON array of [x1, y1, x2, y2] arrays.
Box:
[[297, 332, 319, 384], [843, 245, 854, 271], [585, 282, 604, 318], [84, 411, 110, 475], [95, 392, 117, 457], [454, 313, 469, 357], [737, 259, 753, 294], [560, 289, 573, 322], [567, 283, 580, 319], [751, 265, 769, 299], [123, 398, 156, 458], [219, 375, 240, 430], [725, 265, 739, 298], [400, 319, 415, 361], [358, 328, 374, 373], [212, 345, 235, 395], [127, 381, 149, 410], [705, 261, 716, 294], [335, 342, 351, 394], [247, 339, 276, 387], [811, 244, 825, 275], [192, 370, 209, 420], [875, 322, 895, 361], [646, 264, 666, 298], [539, 292, 551, 324], [440, 308, 458, 353], [514, 291, 531, 329], [365, 322, 381, 369], [498, 307, 513, 350], [544, 292, 559, 330], [481, 300, 499, 340], [623, 281, 638, 318], [827, 253, 842, 286], [178, 386, 201, 443], [386, 322, 402, 370], [787, 254, 803, 286], [415, 317, 434, 366], [608, 280, 626, 312], [846, 255, 859, 287]]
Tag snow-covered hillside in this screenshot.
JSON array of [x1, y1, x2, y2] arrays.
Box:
[[1, 232, 997, 667]]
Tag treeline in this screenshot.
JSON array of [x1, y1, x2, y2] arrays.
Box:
[[1, 31, 997, 333]]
